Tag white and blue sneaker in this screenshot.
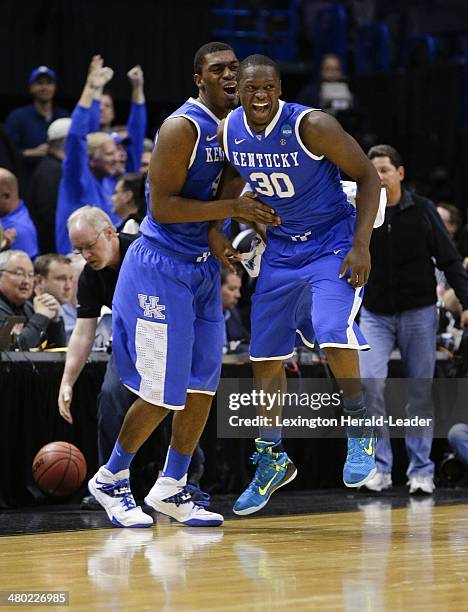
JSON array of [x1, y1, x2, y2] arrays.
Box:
[[145, 476, 223, 527], [233, 440, 297, 516], [343, 434, 377, 487], [88, 466, 153, 528]]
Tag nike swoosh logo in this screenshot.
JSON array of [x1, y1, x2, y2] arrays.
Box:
[[258, 474, 277, 496], [95, 479, 110, 487], [234, 138, 246, 144], [206, 134, 217, 142], [333, 249, 341, 255], [258, 462, 287, 495], [364, 439, 374, 456]]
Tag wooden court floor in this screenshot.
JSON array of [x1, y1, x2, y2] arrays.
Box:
[[0, 502, 466, 611]]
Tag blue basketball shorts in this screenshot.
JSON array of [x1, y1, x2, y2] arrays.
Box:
[[112, 237, 224, 409], [250, 215, 369, 360]]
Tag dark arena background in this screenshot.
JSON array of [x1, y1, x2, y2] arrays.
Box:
[[0, 1, 467, 610]]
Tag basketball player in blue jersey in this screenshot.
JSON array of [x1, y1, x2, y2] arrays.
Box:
[[88, 43, 280, 528], [212, 54, 381, 515]]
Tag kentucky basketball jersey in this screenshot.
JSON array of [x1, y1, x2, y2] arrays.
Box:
[[223, 100, 354, 239], [140, 98, 225, 255]]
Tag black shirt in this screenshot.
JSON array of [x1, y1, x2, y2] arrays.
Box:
[[77, 233, 137, 318], [364, 190, 468, 314], [28, 153, 63, 253]]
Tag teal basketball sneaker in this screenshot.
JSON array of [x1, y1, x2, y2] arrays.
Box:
[[233, 439, 297, 516], [343, 432, 377, 487]]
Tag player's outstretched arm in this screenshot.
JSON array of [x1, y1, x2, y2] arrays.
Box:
[[149, 118, 280, 226], [300, 112, 381, 287]]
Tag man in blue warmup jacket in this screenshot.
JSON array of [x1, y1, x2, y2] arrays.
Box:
[[0, 168, 39, 259], [55, 56, 147, 254]]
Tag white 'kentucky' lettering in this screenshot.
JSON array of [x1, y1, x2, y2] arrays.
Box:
[[232, 150, 299, 168], [205, 147, 225, 163]]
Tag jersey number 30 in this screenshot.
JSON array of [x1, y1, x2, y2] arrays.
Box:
[[249, 172, 295, 198]]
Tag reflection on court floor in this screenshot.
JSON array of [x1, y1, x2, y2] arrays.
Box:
[[0, 501, 467, 610]]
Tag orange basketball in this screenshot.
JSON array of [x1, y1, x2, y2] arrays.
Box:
[[32, 442, 87, 496]]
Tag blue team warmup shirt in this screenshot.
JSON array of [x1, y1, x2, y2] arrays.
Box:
[[1, 200, 39, 259], [55, 103, 119, 254], [55, 99, 147, 254]]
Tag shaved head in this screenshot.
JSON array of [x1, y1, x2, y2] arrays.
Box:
[[0, 168, 18, 195], [0, 168, 19, 215]]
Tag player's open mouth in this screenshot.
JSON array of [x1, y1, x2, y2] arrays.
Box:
[[223, 84, 237, 98], [251, 102, 269, 115]]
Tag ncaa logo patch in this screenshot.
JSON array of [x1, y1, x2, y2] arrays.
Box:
[[280, 123, 292, 138]]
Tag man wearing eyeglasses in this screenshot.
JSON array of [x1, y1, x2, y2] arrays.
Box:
[[58, 206, 138, 472], [0, 249, 65, 349]]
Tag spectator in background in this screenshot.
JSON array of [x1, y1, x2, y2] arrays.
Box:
[[140, 138, 154, 174], [297, 54, 353, 115], [448, 423, 468, 471], [0, 168, 39, 258], [4, 66, 69, 185], [111, 172, 146, 233], [96, 66, 147, 175], [110, 129, 130, 176], [359, 144, 468, 495], [28, 118, 71, 253], [55, 57, 147, 254], [436, 203, 466, 315], [221, 267, 250, 354], [99, 90, 116, 132], [55, 56, 119, 254], [437, 202, 462, 241], [0, 249, 65, 349], [34, 254, 74, 342]]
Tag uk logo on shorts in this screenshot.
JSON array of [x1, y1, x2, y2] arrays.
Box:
[[138, 294, 166, 320]]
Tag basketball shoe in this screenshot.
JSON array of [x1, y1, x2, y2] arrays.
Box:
[[233, 439, 297, 516], [361, 471, 392, 492], [407, 475, 435, 495], [144, 476, 223, 527], [88, 466, 153, 528], [343, 431, 377, 488]]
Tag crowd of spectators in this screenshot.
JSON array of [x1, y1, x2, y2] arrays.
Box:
[[0, 55, 149, 349]]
